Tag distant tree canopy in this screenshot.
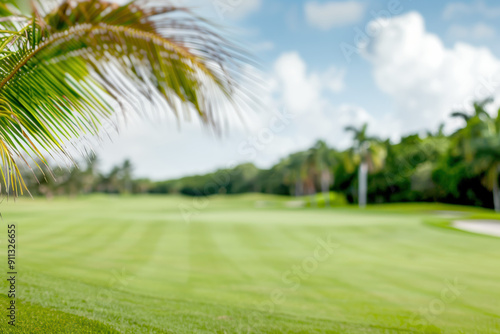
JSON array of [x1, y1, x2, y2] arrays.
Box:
[[15, 99, 500, 211]]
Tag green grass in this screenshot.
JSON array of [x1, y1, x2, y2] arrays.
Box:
[[0, 294, 119, 333], [0, 194, 499, 333]]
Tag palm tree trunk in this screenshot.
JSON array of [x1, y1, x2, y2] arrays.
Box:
[[295, 179, 303, 197], [310, 193, 316, 207], [359, 162, 368, 208], [321, 170, 331, 207], [493, 167, 500, 212], [307, 179, 316, 207]]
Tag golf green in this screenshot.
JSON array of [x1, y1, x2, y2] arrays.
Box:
[[0, 194, 498, 333]]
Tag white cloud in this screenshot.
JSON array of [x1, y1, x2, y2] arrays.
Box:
[[447, 23, 496, 40], [93, 52, 356, 179], [273, 52, 324, 114], [443, 0, 500, 20], [270, 52, 398, 147], [273, 52, 345, 114], [305, 1, 366, 30], [362, 11, 500, 133], [323, 67, 346, 93]]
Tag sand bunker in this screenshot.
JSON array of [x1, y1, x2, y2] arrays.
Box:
[[453, 220, 500, 237]]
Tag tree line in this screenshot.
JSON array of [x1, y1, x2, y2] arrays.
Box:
[[15, 99, 500, 211]]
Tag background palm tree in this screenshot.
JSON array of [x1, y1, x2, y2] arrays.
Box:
[[308, 140, 336, 206], [451, 97, 493, 123], [283, 151, 307, 197], [345, 123, 386, 208], [0, 0, 251, 195], [451, 99, 500, 211]]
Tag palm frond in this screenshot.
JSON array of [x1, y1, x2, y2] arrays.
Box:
[[450, 111, 470, 121], [0, 0, 255, 195], [344, 125, 357, 134]]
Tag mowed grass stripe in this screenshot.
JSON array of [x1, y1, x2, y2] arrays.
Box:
[[188, 222, 254, 285], [17, 271, 384, 334], [216, 222, 303, 280], [37, 219, 154, 285], [113, 220, 170, 279], [1, 195, 500, 333], [32, 220, 117, 258], [0, 294, 119, 334], [133, 221, 191, 289], [208, 222, 266, 280], [72, 221, 135, 259], [20, 216, 92, 245]]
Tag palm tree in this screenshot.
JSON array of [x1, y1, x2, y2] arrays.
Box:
[[121, 159, 133, 194], [81, 154, 98, 194], [426, 123, 445, 138], [285, 152, 308, 197], [470, 131, 500, 212], [0, 0, 250, 195], [308, 140, 336, 206], [303, 154, 318, 207], [345, 123, 386, 208], [451, 98, 493, 123], [451, 100, 500, 211]]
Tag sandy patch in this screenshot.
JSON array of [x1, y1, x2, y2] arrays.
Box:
[[453, 220, 500, 237], [285, 200, 306, 208]]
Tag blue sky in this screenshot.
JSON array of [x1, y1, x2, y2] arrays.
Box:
[[95, 0, 500, 179]]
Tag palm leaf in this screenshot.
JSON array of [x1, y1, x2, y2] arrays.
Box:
[[0, 0, 255, 195]]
